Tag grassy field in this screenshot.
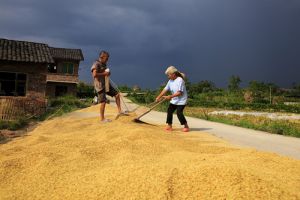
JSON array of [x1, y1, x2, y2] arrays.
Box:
[[185, 107, 300, 138]]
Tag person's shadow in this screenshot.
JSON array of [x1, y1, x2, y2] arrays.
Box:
[[189, 128, 212, 132]]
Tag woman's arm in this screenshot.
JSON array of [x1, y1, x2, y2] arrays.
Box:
[[163, 91, 183, 100], [156, 89, 168, 102]]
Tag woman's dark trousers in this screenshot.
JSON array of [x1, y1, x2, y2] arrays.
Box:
[[166, 103, 187, 125]]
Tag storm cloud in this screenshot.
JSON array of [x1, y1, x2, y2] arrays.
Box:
[[1, 0, 300, 88]]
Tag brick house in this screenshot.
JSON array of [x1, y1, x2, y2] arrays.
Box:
[[0, 38, 84, 120], [46, 47, 84, 97]]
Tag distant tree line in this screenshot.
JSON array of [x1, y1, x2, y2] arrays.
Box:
[[128, 75, 300, 113], [76, 78, 300, 113]]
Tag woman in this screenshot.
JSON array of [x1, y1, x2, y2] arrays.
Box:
[[156, 66, 190, 132]]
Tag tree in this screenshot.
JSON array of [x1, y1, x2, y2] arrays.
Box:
[[185, 78, 192, 93], [244, 90, 254, 103], [118, 85, 132, 92], [186, 80, 216, 97], [77, 81, 94, 98], [194, 80, 216, 93], [293, 83, 300, 92], [228, 75, 241, 92], [290, 82, 300, 97], [247, 81, 278, 103]]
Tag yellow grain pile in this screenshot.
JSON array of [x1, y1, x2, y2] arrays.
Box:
[[0, 105, 299, 200]]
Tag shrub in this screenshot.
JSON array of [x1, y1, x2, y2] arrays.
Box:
[[77, 82, 95, 98], [0, 118, 29, 131]]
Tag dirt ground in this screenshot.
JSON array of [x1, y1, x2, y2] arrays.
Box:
[[0, 104, 300, 200]]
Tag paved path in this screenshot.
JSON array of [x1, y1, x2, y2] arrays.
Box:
[[111, 96, 300, 160]]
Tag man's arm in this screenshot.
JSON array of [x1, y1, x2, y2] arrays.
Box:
[[92, 69, 110, 78]]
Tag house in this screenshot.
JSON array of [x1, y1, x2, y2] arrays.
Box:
[[0, 38, 84, 120], [46, 47, 84, 97]]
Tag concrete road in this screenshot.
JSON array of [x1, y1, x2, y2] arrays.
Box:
[[116, 96, 300, 160]]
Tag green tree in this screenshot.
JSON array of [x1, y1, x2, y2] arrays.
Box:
[[117, 85, 132, 92], [185, 78, 194, 98], [293, 83, 300, 94], [289, 82, 300, 97], [228, 75, 241, 92], [191, 80, 216, 94], [247, 81, 278, 103], [77, 81, 94, 98]]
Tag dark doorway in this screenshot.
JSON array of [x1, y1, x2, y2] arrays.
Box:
[[55, 85, 68, 97]]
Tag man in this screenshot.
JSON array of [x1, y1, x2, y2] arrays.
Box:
[[91, 51, 122, 123]]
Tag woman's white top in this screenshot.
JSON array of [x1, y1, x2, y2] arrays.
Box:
[[164, 77, 188, 105]]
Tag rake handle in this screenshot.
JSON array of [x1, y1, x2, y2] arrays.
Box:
[[135, 99, 166, 120]]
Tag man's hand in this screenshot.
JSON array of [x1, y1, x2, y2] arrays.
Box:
[[103, 71, 110, 76]]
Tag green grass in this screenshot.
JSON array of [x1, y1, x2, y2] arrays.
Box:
[[0, 117, 30, 143], [189, 112, 300, 138], [37, 95, 92, 121], [0, 118, 29, 131], [0, 134, 6, 143], [128, 92, 300, 113]]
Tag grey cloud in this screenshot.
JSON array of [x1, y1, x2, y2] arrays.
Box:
[[0, 0, 300, 88]]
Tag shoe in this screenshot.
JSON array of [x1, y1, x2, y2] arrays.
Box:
[[165, 127, 173, 131], [182, 128, 189, 132]]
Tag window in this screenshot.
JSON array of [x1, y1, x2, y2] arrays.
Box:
[[0, 72, 27, 96], [48, 64, 57, 73], [62, 63, 74, 74]]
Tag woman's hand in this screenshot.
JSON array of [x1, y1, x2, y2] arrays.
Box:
[[163, 95, 172, 100], [155, 96, 161, 102]]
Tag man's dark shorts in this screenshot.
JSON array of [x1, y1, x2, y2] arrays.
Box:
[[97, 84, 118, 103]]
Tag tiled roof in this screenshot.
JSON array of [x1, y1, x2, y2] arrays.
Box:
[[0, 38, 54, 63], [50, 47, 84, 61]]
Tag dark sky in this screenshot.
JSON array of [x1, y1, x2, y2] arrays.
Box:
[[1, 0, 300, 89]]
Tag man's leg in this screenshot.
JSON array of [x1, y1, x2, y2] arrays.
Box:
[[115, 93, 122, 114], [100, 102, 106, 121], [108, 84, 122, 114], [98, 91, 108, 121]]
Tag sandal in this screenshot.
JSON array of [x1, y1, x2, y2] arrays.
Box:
[[118, 111, 129, 116], [100, 119, 112, 123]]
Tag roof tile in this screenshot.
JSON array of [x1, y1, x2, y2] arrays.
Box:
[[0, 38, 54, 63]]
